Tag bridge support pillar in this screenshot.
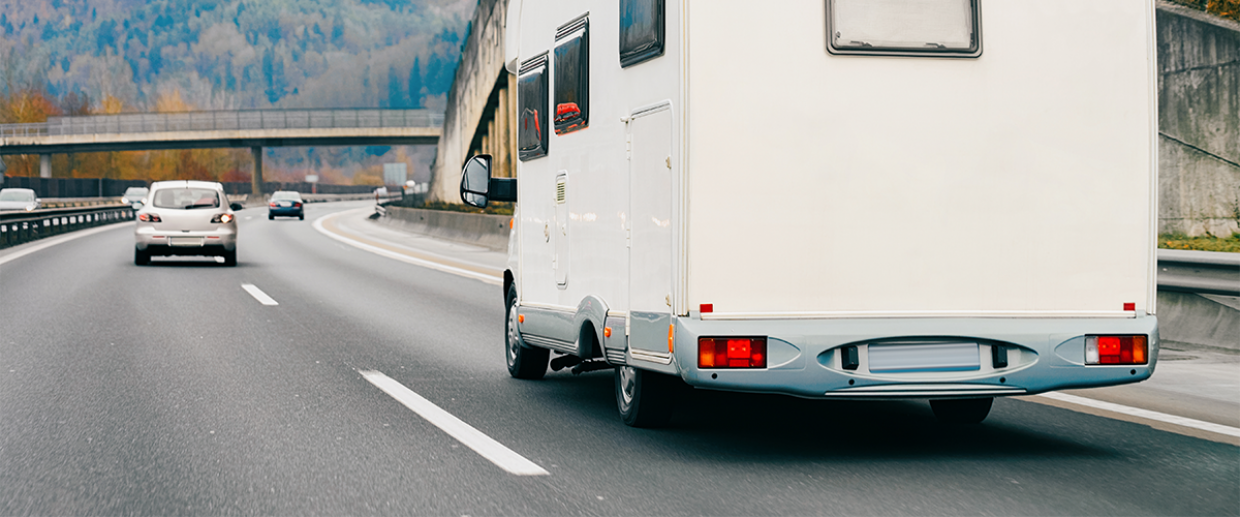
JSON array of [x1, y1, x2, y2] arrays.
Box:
[[40, 154, 51, 178], [251, 147, 264, 197]]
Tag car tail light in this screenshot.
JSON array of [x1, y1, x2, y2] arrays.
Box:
[[211, 213, 234, 224], [269, 202, 278, 207], [293, 202, 302, 208], [1085, 335, 1148, 365], [138, 213, 161, 222], [698, 337, 767, 369]]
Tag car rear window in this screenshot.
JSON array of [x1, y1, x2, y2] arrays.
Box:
[[0, 190, 34, 201], [271, 192, 301, 201], [152, 188, 220, 209]]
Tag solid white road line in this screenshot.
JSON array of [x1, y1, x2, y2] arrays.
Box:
[[0, 222, 134, 267], [240, 283, 279, 306], [360, 370, 549, 476], [1038, 392, 1240, 438], [312, 210, 502, 285]]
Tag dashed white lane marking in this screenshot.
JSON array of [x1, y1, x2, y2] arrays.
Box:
[[1037, 392, 1240, 438], [240, 284, 279, 306], [360, 370, 549, 476], [0, 222, 134, 267], [312, 210, 502, 285]]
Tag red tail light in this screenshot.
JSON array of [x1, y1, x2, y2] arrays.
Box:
[[698, 337, 767, 369], [293, 202, 302, 208], [1085, 335, 1148, 365], [269, 202, 278, 207], [138, 213, 161, 222]]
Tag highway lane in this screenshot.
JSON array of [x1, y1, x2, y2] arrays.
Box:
[[0, 201, 1236, 516]]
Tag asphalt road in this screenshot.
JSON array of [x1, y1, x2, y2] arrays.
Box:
[[0, 201, 1236, 516]]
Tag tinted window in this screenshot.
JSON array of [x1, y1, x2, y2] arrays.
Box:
[[152, 188, 220, 209], [620, 0, 665, 67], [827, 0, 981, 57], [518, 54, 550, 161], [271, 192, 301, 201], [0, 190, 34, 201], [554, 17, 589, 135]]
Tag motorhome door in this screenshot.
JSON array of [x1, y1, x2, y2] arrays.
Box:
[[628, 104, 674, 353]]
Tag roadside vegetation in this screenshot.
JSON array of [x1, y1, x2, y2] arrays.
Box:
[[1167, 0, 1240, 21], [1159, 233, 1240, 252]]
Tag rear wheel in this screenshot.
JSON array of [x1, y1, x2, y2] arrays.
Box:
[[505, 284, 548, 379], [930, 397, 994, 424], [222, 249, 237, 267], [268, 213, 274, 220], [134, 248, 150, 266], [298, 213, 304, 220], [615, 366, 680, 428]]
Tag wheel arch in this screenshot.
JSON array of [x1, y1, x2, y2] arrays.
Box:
[[572, 295, 610, 359]]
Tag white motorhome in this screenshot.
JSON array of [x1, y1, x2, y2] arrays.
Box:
[[461, 0, 1160, 427]]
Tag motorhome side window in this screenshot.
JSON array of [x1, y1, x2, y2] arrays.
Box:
[[553, 17, 589, 135], [619, 0, 664, 67], [518, 54, 550, 161], [826, 0, 981, 58]]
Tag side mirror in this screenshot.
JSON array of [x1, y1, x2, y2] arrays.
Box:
[[460, 154, 493, 208], [230, 203, 244, 211]]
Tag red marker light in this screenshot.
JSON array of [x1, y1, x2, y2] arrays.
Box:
[[698, 337, 767, 369], [700, 304, 713, 314], [1085, 335, 1148, 365], [1123, 303, 1135, 311]]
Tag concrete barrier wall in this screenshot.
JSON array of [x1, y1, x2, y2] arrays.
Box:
[[1157, 291, 1240, 351], [382, 206, 510, 251], [1157, 2, 1240, 237]]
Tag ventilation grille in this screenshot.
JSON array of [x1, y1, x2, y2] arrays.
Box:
[[519, 53, 548, 75], [606, 349, 627, 365], [555, 178, 566, 204], [556, 14, 589, 40]]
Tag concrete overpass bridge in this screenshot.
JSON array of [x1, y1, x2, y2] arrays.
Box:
[[0, 109, 442, 194]]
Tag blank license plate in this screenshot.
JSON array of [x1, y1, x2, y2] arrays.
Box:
[[169, 237, 204, 247], [868, 342, 980, 373], [280, 202, 292, 207]]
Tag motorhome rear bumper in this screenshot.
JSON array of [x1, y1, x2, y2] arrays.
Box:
[[662, 315, 1158, 399]]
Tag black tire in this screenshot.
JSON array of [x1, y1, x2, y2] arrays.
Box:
[[298, 213, 304, 220], [505, 284, 548, 379], [615, 366, 680, 428], [930, 397, 994, 424], [222, 249, 237, 267], [134, 248, 150, 266], [268, 213, 274, 220]]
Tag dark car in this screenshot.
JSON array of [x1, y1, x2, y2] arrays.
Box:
[[268, 191, 304, 220]]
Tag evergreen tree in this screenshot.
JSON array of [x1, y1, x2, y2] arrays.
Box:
[[408, 57, 423, 108]]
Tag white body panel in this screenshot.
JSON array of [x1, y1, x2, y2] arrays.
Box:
[[685, 0, 1156, 318]]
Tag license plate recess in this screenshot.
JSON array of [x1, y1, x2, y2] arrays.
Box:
[[868, 342, 981, 373]]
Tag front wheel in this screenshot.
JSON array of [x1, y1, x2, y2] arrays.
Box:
[[505, 284, 548, 379], [615, 366, 680, 428], [930, 397, 994, 424]]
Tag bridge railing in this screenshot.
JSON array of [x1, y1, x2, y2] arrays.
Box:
[[0, 109, 444, 138]]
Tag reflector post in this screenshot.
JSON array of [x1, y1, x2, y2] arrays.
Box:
[[698, 337, 767, 369], [1084, 335, 1148, 365]]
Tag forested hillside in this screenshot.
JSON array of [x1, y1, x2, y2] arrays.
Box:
[[0, 0, 474, 185]]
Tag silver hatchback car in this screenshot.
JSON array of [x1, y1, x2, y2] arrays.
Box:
[[134, 181, 242, 266]]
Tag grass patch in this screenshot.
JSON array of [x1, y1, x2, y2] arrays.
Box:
[[1158, 233, 1240, 253]]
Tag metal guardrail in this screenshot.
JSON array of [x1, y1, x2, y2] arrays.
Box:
[[0, 109, 445, 138], [1157, 249, 1240, 296], [0, 205, 135, 249]]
